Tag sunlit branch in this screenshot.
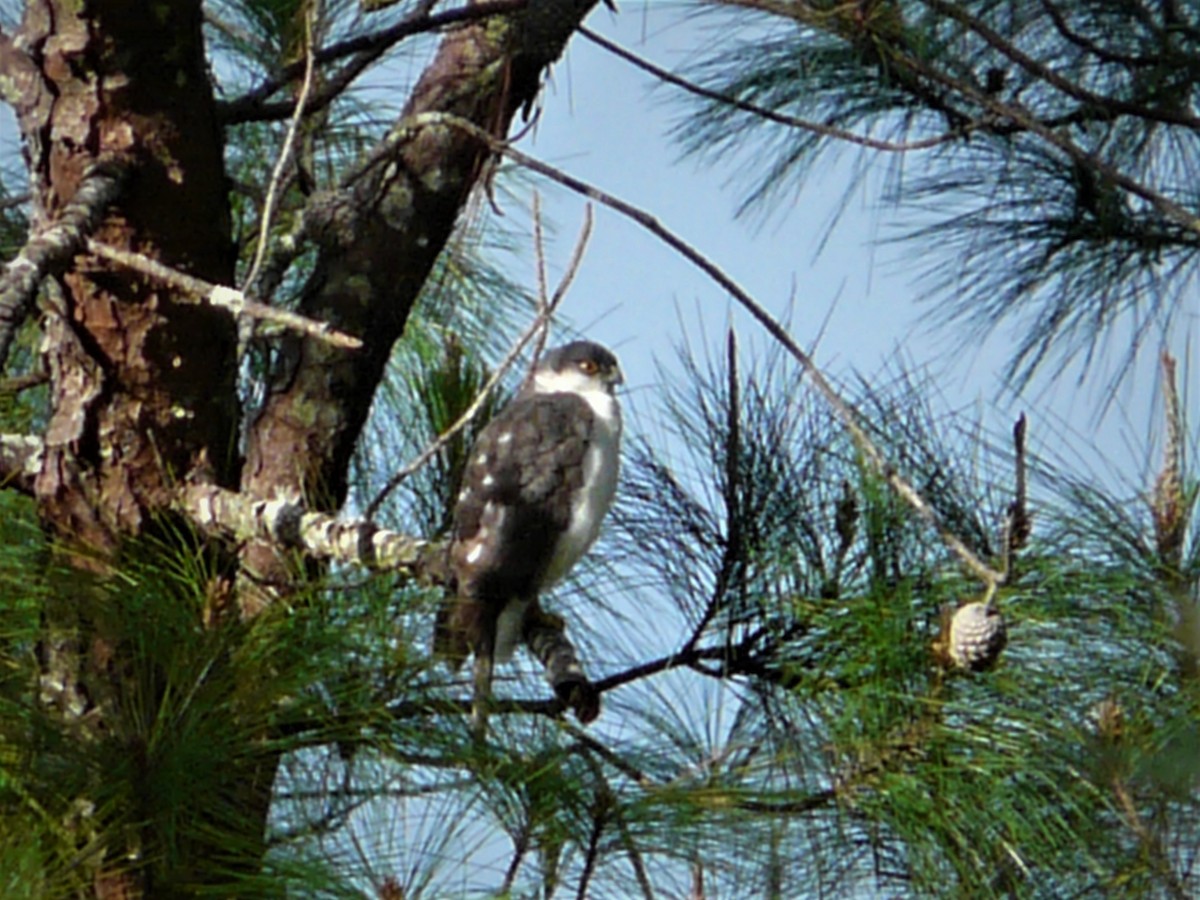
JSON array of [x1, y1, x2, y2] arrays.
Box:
[[86, 240, 362, 349], [180, 483, 429, 571], [0, 156, 128, 370]]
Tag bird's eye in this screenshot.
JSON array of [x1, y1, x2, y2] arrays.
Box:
[[578, 360, 598, 375]]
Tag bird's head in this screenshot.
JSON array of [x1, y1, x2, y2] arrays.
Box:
[[532, 341, 624, 397]]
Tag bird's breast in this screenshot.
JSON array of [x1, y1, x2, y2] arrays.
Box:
[[543, 390, 621, 588]]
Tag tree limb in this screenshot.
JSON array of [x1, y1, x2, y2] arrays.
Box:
[[0, 156, 129, 370], [86, 240, 362, 349], [180, 483, 430, 571]]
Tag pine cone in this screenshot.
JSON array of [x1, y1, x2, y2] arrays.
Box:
[[948, 601, 1007, 671]]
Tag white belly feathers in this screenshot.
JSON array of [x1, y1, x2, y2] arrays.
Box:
[[543, 386, 622, 589]]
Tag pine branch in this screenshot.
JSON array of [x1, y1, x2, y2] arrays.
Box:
[[412, 111, 1006, 593], [180, 483, 430, 571], [580, 26, 968, 152], [0, 156, 129, 370]]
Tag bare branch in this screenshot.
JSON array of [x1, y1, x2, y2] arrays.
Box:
[[86, 240, 362, 349], [580, 27, 969, 152], [0, 156, 129, 370], [241, 3, 319, 295], [529, 191, 551, 374]]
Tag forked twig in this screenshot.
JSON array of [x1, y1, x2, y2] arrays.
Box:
[[362, 206, 594, 518]]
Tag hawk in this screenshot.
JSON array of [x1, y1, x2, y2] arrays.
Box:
[[436, 340, 624, 733]]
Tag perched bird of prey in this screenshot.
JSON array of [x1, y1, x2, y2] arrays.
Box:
[[437, 340, 624, 734]]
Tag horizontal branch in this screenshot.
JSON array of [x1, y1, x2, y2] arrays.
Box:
[[180, 483, 428, 570], [0, 156, 129, 370], [86, 241, 362, 349]]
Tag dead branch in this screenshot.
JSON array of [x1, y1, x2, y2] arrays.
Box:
[[0, 156, 129, 370], [241, 3, 319, 296], [86, 240, 362, 349]]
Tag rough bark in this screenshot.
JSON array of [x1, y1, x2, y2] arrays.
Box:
[[15, 0, 238, 551]]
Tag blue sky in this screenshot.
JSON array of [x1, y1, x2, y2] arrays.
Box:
[[521, 3, 1195, 497]]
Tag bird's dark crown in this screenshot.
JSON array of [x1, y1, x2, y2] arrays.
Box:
[[537, 341, 621, 378]]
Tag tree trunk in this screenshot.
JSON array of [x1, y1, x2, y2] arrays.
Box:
[[3, 0, 600, 892], [12, 1, 237, 894]]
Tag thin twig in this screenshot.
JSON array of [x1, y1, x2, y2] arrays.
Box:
[[575, 787, 609, 900], [580, 27, 969, 153], [499, 827, 529, 896], [412, 111, 1005, 591], [528, 191, 552, 381], [242, 2, 319, 296], [86, 240, 361, 349], [363, 206, 593, 517]]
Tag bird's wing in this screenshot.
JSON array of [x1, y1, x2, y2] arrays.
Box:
[[435, 392, 594, 661]]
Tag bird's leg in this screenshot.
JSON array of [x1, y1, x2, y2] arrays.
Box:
[[471, 646, 494, 740], [524, 604, 600, 723]]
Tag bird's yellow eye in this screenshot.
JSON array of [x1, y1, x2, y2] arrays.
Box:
[[578, 360, 598, 375]]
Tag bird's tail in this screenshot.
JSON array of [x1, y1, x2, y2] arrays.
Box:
[[433, 595, 492, 670], [433, 596, 496, 739]]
